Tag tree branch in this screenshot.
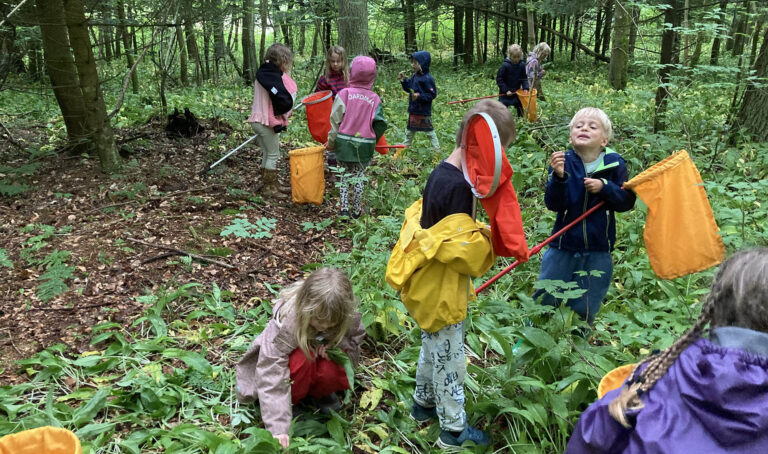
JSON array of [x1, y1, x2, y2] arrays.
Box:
[[127, 237, 236, 269], [108, 28, 160, 119]]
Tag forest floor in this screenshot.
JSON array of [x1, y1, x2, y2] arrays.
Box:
[[0, 118, 352, 385]]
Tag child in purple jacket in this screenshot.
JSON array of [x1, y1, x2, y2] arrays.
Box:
[[567, 248, 768, 454]]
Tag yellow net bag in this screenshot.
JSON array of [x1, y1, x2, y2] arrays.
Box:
[[516, 88, 537, 122], [0, 426, 82, 454], [624, 150, 725, 279], [289, 146, 325, 205]]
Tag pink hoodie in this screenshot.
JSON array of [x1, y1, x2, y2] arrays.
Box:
[[336, 56, 381, 140]]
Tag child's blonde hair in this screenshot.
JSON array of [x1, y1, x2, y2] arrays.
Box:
[[569, 107, 614, 142], [507, 44, 523, 63], [456, 99, 516, 147], [608, 248, 768, 428], [265, 43, 294, 72], [325, 45, 349, 83], [277, 268, 357, 359], [531, 42, 551, 59]]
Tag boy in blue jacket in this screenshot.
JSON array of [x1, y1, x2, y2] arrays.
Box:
[[534, 108, 636, 324], [398, 51, 439, 151]]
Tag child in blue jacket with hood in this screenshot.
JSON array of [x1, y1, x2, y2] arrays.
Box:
[[398, 51, 439, 151], [534, 107, 636, 324]]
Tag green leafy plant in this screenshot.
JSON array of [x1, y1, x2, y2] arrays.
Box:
[[0, 248, 12, 268], [220, 217, 277, 240]]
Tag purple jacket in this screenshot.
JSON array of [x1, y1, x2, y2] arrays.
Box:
[[567, 327, 768, 454]]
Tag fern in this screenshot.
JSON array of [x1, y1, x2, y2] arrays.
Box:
[[0, 248, 12, 268], [220, 217, 276, 240], [39, 249, 72, 268], [37, 263, 75, 302], [0, 183, 30, 196]]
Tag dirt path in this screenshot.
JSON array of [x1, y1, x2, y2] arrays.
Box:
[[0, 119, 350, 384]]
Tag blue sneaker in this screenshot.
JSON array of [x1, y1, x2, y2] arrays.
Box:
[[437, 425, 491, 450], [410, 402, 437, 424]]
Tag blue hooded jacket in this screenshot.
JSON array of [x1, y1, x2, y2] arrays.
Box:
[[496, 58, 529, 107], [401, 51, 437, 116], [545, 148, 636, 252]]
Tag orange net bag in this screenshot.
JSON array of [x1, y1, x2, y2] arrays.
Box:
[[301, 90, 333, 144]]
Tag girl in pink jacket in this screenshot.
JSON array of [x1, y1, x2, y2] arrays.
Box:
[[235, 268, 366, 448], [247, 43, 298, 199]]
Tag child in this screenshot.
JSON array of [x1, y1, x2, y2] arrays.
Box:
[[398, 51, 439, 151], [247, 43, 298, 200], [533, 108, 636, 324], [387, 100, 517, 449], [326, 56, 387, 218], [315, 45, 349, 97], [316, 46, 350, 169], [236, 267, 366, 449], [526, 42, 550, 101], [567, 248, 768, 453], [496, 44, 530, 117]]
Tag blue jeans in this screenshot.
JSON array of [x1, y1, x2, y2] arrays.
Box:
[[533, 247, 613, 324]]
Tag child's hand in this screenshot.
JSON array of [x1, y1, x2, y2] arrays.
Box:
[[506, 90, 513, 96], [584, 178, 604, 193], [550, 151, 565, 178], [413, 92, 420, 99], [316, 344, 329, 359], [398, 71, 405, 80], [275, 434, 290, 448]]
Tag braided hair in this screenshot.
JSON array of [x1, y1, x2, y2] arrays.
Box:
[[608, 248, 768, 428]]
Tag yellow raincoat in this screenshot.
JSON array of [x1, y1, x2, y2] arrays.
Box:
[[386, 199, 495, 333]]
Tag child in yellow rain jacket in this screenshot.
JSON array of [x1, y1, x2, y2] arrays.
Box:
[[386, 99, 516, 449]]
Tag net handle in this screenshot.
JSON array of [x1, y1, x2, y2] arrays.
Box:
[[460, 112, 503, 199]]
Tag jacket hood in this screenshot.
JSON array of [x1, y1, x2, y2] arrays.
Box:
[[349, 56, 377, 90], [411, 51, 431, 73], [677, 335, 768, 446]]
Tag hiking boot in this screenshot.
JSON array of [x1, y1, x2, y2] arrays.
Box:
[[261, 169, 288, 200], [437, 425, 491, 450], [410, 402, 437, 424], [318, 393, 342, 415]]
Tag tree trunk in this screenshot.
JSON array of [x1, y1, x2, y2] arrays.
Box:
[[203, 21, 211, 80], [242, 0, 258, 84], [734, 26, 768, 142], [37, 0, 89, 149], [683, 0, 689, 65], [570, 14, 579, 61], [483, 7, 488, 62], [259, 0, 267, 63], [117, 0, 138, 94], [213, 6, 225, 81], [749, 15, 764, 66], [654, 0, 680, 132], [184, 0, 202, 85], [600, 0, 613, 58], [594, 2, 603, 62], [731, 7, 748, 56], [430, 1, 439, 47], [628, 5, 639, 59], [338, 0, 369, 57], [464, 4, 473, 63], [63, 0, 121, 172], [525, 1, 534, 51], [176, 24, 189, 86], [609, 0, 630, 90], [454, 4, 463, 69], [689, 29, 705, 67], [404, 0, 417, 53], [710, 0, 728, 65]]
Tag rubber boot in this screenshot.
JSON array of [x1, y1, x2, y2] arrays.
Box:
[[262, 169, 288, 200]]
